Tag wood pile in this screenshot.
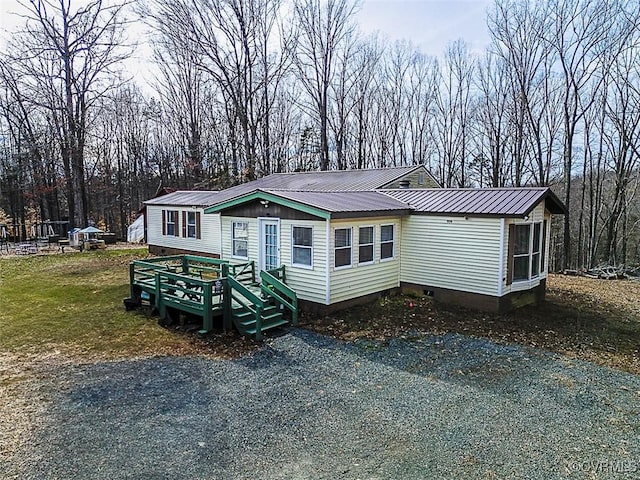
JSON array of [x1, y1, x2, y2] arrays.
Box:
[[577, 265, 640, 280]]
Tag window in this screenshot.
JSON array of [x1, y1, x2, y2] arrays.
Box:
[[334, 228, 352, 268], [358, 226, 374, 264], [380, 224, 395, 260], [232, 221, 248, 258], [509, 222, 543, 283], [184, 211, 200, 239], [292, 226, 313, 267], [512, 224, 531, 281], [418, 172, 425, 185], [532, 223, 541, 278], [163, 210, 178, 236]]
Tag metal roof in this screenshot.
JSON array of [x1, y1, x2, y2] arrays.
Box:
[[260, 165, 424, 191], [207, 166, 429, 205], [144, 190, 219, 207], [264, 190, 413, 216], [382, 187, 566, 217]]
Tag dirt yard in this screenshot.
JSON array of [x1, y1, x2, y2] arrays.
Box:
[[303, 274, 640, 375]]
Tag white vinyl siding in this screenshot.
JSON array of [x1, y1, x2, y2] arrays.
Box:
[[146, 206, 221, 255], [330, 217, 401, 304], [401, 215, 502, 296], [221, 217, 258, 264], [280, 219, 327, 304], [220, 217, 327, 304]]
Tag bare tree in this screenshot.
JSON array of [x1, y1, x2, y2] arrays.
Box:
[[434, 40, 475, 187], [292, 0, 358, 171], [544, 0, 632, 268], [2, 0, 130, 227]]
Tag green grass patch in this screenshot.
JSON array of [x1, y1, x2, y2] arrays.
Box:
[[0, 249, 211, 358]]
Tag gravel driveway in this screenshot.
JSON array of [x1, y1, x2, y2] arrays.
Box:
[[3, 329, 639, 479]]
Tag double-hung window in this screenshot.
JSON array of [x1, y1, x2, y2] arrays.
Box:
[[334, 228, 352, 268], [185, 211, 199, 239], [358, 226, 374, 264], [232, 221, 248, 258], [163, 210, 178, 236], [292, 226, 313, 268], [380, 224, 395, 260]]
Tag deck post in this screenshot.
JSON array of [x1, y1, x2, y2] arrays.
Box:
[[292, 297, 298, 326], [221, 264, 232, 331], [182, 256, 189, 275], [129, 262, 136, 299], [255, 305, 263, 341], [202, 282, 213, 332], [155, 271, 164, 318]]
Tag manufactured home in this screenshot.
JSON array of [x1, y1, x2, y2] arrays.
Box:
[[142, 166, 565, 313]]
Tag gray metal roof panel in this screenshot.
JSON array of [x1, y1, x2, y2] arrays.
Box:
[[382, 188, 565, 216], [263, 190, 412, 214], [206, 166, 424, 207], [144, 190, 220, 207]]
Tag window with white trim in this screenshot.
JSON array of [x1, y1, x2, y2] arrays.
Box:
[[532, 223, 542, 278], [164, 210, 177, 236], [511, 222, 543, 282], [380, 224, 395, 260], [292, 226, 313, 267], [358, 226, 374, 264], [334, 228, 352, 268], [186, 211, 197, 238], [232, 221, 248, 258]]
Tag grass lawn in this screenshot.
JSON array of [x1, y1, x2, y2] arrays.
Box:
[[0, 249, 253, 359], [2, 250, 638, 375]]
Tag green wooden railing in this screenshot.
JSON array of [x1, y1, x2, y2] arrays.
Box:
[[128, 255, 297, 339], [227, 274, 265, 339], [229, 261, 257, 285], [154, 268, 227, 332], [261, 268, 298, 326]]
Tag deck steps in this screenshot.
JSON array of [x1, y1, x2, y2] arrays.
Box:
[[232, 304, 288, 337]]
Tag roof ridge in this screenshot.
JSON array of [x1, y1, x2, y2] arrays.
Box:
[[269, 165, 418, 176]]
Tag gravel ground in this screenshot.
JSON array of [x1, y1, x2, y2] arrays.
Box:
[[2, 329, 640, 479]]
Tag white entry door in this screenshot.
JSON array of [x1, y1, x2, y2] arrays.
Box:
[[258, 218, 280, 272]]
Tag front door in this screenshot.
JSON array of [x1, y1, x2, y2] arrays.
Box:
[[258, 218, 280, 272]]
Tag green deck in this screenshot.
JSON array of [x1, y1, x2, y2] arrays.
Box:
[[127, 255, 298, 340]]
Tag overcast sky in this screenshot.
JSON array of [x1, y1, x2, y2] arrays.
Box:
[[0, 0, 494, 86], [357, 0, 492, 56]]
